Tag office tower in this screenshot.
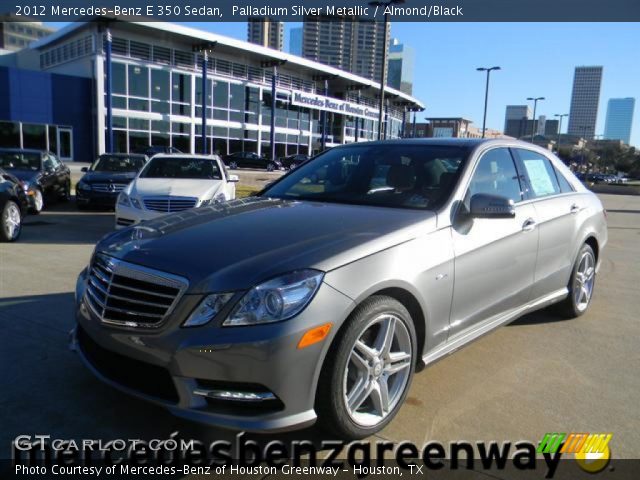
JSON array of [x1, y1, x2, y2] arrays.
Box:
[[504, 105, 532, 137], [0, 20, 55, 51], [604, 97, 635, 144], [247, 18, 284, 51], [289, 27, 302, 56], [302, 16, 390, 82], [567, 66, 603, 139], [388, 38, 414, 95]]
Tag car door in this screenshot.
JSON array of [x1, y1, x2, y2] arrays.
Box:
[[448, 147, 539, 338], [512, 148, 580, 301]]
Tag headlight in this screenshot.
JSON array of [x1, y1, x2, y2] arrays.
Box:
[[77, 181, 92, 191], [117, 192, 131, 207], [20, 181, 30, 192], [223, 270, 324, 327], [183, 293, 235, 327], [201, 193, 226, 207], [118, 192, 141, 209]]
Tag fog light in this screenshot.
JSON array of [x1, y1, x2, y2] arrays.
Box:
[[193, 389, 276, 402]]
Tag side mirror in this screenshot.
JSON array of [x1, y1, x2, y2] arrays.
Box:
[[228, 174, 239, 183], [81, 167, 88, 172], [470, 193, 515, 218]]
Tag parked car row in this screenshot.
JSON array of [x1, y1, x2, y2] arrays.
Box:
[[576, 172, 628, 184]]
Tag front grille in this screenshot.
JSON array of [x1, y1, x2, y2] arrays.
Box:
[[92, 182, 129, 193], [77, 326, 179, 403], [143, 196, 197, 213], [84, 253, 188, 328]]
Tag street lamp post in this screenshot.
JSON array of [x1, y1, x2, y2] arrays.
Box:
[[369, 0, 404, 140], [527, 96, 545, 142], [554, 113, 568, 153], [476, 66, 500, 138]]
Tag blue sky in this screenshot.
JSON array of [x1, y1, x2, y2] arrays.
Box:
[[47, 22, 640, 146]]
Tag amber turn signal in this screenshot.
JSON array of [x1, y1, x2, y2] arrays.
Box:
[[297, 323, 332, 349]]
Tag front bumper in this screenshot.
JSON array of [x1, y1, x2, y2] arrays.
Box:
[[71, 268, 354, 432], [114, 204, 167, 229]]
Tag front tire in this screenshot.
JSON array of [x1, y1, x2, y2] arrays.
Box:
[[554, 243, 597, 318], [1, 200, 22, 242], [267, 162, 276, 172], [316, 296, 416, 439], [229, 161, 238, 170]]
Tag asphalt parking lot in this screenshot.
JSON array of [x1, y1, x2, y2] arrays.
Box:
[[1, 193, 639, 462]]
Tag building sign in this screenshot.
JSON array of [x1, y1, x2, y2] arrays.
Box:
[[290, 90, 379, 120]]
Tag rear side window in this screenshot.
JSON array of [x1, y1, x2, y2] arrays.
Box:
[[514, 149, 561, 198], [553, 166, 575, 193]]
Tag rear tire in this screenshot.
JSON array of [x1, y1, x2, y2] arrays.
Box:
[[0, 200, 22, 242], [316, 295, 416, 440], [554, 243, 597, 318], [229, 161, 238, 170]]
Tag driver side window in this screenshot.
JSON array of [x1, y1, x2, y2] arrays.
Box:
[[468, 148, 523, 204]]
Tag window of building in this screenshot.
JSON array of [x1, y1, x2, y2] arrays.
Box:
[[22, 124, 47, 150], [0, 121, 20, 148], [128, 65, 148, 98]]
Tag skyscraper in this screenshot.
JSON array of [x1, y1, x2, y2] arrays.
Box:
[[302, 16, 390, 82], [0, 20, 55, 51], [289, 27, 303, 56], [567, 66, 603, 139], [247, 18, 284, 51], [604, 97, 635, 145], [503, 105, 531, 137], [388, 38, 414, 95]]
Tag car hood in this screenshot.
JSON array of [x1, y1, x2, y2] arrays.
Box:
[[5, 169, 38, 183], [82, 171, 138, 184], [129, 178, 224, 200], [96, 197, 436, 293]]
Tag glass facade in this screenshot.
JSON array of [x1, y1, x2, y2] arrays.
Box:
[[102, 36, 408, 157], [0, 120, 72, 158]]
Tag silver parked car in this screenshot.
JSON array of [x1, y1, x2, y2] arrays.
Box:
[[71, 139, 607, 439]]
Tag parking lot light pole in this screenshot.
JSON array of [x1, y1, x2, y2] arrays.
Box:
[[527, 96, 545, 142], [476, 66, 501, 138], [554, 113, 568, 153], [105, 29, 113, 153], [270, 67, 277, 162], [321, 80, 329, 150], [369, 0, 404, 140]]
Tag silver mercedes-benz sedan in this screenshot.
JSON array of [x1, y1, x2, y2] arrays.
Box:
[[71, 139, 607, 439]]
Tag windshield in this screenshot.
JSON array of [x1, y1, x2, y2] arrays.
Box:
[[0, 151, 41, 171], [139, 157, 223, 180], [92, 155, 145, 172], [261, 144, 469, 210]]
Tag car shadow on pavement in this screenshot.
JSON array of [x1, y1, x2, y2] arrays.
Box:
[[0, 291, 339, 459], [507, 308, 572, 326], [19, 199, 115, 245]]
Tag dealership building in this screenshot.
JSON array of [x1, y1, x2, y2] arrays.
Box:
[[0, 18, 424, 162]]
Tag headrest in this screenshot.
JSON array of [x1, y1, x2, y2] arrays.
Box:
[[386, 164, 416, 192]]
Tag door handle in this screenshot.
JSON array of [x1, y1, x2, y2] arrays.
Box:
[[570, 204, 581, 214], [522, 218, 537, 231]]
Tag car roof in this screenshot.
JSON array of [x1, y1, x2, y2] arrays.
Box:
[[0, 148, 45, 154], [149, 154, 221, 160], [100, 152, 147, 158]]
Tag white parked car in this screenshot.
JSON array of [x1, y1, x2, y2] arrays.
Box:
[[115, 154, 238, 229]]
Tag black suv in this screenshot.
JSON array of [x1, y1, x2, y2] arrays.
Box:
[[222, 152, 282, 171], [0, 148, 71, 214]]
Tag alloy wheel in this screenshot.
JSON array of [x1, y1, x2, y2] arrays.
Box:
[[574, 250, 595, 312], [230, 161, 238, 169], [33, 189, 44, 212], [4, 203, 21, 240], [267, 163, 275, 172], [343, 314, 412, 427]]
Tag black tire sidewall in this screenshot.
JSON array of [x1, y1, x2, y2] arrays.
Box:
[[317, 295, 417, 439]]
